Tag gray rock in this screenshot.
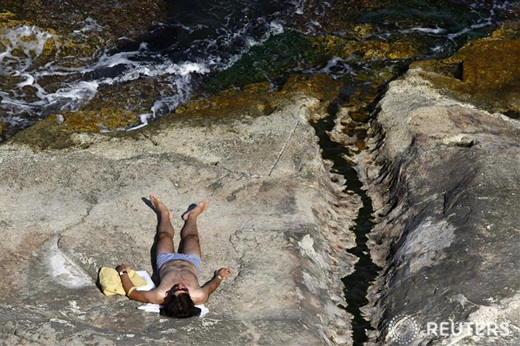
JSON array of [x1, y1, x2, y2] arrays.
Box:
[[0, 93, 357, 344], [357, 69, 520, 345]]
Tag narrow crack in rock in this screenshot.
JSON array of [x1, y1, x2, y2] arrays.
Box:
[[269, 120, 299, 176], [311, 109, 381, 344]]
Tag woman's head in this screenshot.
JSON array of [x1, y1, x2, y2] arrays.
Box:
[[161, 293, 201, 318]]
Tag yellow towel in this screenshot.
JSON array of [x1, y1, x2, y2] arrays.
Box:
[[99, 267, 147, 296]]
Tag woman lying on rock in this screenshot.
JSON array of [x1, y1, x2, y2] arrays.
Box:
[[116, 195, 232, 318]]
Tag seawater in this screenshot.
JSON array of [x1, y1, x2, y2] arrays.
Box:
[[0, 0, 515, 139]]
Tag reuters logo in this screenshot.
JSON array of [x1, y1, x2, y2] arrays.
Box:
[[386, 315, 421, 345]]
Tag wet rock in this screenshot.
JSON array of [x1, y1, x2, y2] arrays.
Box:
[[176, 74, 342, 120], [412, 22, 520, 118], [282, 74, 343, 102], [174, 85, 284, 118], [287, 0, 399, 33], [8, 108, 141, 150], [0, 4, 166, 139], [309, 35, 421, 62], [83, 78, 170, 116], [0, 93, 358, 344], [357, 68, 520, 344], [205, 29, 415, 93], [3, 0, 166, 42]]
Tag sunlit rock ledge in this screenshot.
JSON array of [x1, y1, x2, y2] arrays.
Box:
[[0, 92, 359, 344], [355, 68, 520, 345]]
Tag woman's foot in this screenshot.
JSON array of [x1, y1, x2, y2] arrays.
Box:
[[182, 199, 210, 221], [150, 194, 172, 219]]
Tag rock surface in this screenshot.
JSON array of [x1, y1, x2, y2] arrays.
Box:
[[0, 93, 357, 344], [357, 68, 520, 345]]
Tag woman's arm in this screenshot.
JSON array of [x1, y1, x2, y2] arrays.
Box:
[[116, 264, 162, 304], [198, 268, 232, 304]]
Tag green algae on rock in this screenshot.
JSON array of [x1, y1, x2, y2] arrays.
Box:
[[204, 28, 418, 93], [176, 74, 343, 120], [9, 109, 140, 150], [204, 31, 317, 91]]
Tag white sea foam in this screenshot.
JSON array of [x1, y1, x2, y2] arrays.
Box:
[[292, 0, 306, 15], [87, 50, 141, 70], [431, 45, 444, 53], [306, 56, 356, 77], [400, 26, 447, 35], [127, 113, 152, 131], [176, 23, 209, 34], [270, 21, 285, 35], [56, 114, 65, 124], [44, 81, 100, 109], [0, 25, 53, 72], [15, 72, 35, 88], [73, 17, 103, 33]]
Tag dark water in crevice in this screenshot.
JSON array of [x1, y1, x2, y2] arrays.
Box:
[[311, 104, 382, 345]]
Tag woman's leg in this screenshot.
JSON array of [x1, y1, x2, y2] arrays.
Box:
[[178, 200, 210, 257], [150, 195, 175, 254]]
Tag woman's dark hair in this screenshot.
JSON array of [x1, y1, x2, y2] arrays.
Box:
[[160, 293, 201, 318]]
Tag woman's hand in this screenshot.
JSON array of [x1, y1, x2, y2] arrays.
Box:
[[116, 264, 131, 272], [215, 268, 232, 280]]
